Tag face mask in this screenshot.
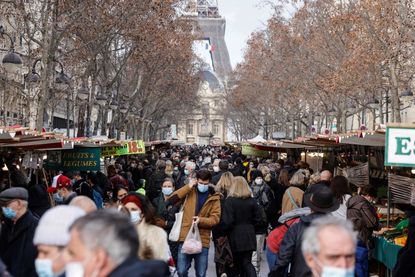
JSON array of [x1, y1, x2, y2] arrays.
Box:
[[255, 178, 263, 185], [65, 262, 84, 277], [162, 187, 173, 196], [130, 211, 141, 224], [197, 183, 209, 193], [53, 193, 63, 203], [213, 166, 220, 172], [35, 259, 56, 277], [321, 266, 354, 277], [131, 163, 137, 168], [2, 207, 16, 219], [184, 169, 190, 175]]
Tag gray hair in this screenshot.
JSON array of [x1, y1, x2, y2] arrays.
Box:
[[302, 216, 357, 255], [185, 161, 196, 170], [70, 209, 138, 266]]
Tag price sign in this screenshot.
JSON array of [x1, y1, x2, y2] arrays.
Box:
[[101, 140, 145, 157]]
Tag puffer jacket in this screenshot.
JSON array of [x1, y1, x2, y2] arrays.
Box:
[[270, 212, 326, 277], [346, 195, 379, 246], [169, 184, 221, 248]]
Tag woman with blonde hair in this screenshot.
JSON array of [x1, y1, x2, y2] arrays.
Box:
[[215, 171, 234, 197], [222, 177, 262, 277], [281, 170, 305, 214]]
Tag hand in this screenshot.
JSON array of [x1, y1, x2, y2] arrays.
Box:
[[193, 216, 200, 225], [188, 178, 197, 189]]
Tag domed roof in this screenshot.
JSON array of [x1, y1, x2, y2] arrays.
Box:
[[201, 70, 222, 91]]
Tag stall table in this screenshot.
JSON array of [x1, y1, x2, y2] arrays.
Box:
[[372, 236, 402, 276]]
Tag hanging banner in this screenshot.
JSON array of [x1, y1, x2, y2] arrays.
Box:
[[101, 140, 145, 157], [242, 144, 269, 157], [385, 125, 415, 167], [44, 148, 101, 171]]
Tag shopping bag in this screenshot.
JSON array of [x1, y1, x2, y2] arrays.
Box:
[[169, 197, 187, 242], [181, 221, 202, 254]]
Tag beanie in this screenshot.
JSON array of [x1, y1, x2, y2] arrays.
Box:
[[121, 194, 143, 210], [251, 170, 263, 180], [33, 206, 86, 246]]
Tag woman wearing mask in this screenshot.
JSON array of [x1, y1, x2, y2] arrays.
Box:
[[121, 193, 170, 262], [115, 186, 128, 204], [223, 176, 262, 277], [153, 178, 175, 217]]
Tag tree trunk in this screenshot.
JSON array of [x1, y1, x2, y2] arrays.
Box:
[[389, 61, 401, 123], [77, 103, 86, 137]]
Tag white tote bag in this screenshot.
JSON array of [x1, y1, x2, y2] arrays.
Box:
[[169, 197, 187, 242]]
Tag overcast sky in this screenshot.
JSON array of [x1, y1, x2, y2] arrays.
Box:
[[218, 0, 274, 68]]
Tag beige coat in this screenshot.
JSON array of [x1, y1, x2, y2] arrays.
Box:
[[136, 220, 170, 262], [169, 184, 221, 248], [281, 186, 304, 214]]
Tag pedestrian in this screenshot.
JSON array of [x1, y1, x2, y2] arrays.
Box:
[[72, 171, 93, 200], [302, 216, 357, 277], [281, 171, 304, 217], [177, 161, 197, 189], [121, 193, 170, 262], [330, 176, 352, 219], [69, 196, 97, 213], [346, 186, 379, 277], [212, 160, 229, 185], [0, 187, 38, 277], [65, 210, 170, 276], [212, 172, 234, 277], [394, 213, 415, 276], [115, 185, 129, 204], [48, 175, 77, 205], [147, 160, 168, 201], [269, 185, 340, 277], [168, 169, 221, 277], [223, 176, 262, 277], [250, 169, 274, 276], [33, 206, 85, 277]]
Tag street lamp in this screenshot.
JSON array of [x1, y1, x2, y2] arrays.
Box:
[[400, 88, 413, 101], [119, 105, 128, 114], [95, 94, 107, 106], [77, 84, 89, 101], [367, 97, 380, 109], [327, 107, 337, 117], [109, 100, 118, 110], [0, 26, 23, 73]]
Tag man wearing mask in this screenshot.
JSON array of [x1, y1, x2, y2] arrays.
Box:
[[168, 169, 221, 277], [65, 210, 170, 277], [33, 206, 86, 277], [48, 175, 77, 205], [211, 160, 229, 185], [0, 188, 38, 277], [177, 161, 196, 189], [302, 216, 357, 277]]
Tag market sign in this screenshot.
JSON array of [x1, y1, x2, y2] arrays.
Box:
[[44, 148, 101, 171], [242, 144, 269, 157], [101, 140, 145, 157], [385, 125, 415, 167]]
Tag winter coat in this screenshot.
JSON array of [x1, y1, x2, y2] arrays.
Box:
[[168, 184, 221, 248], [270, 212, 326, 277], [212, 170, 228, 185], [108, 257, 170, 277], [250, 181, 274, 234], [136, 220, 170, 262], [222, 197, 262, 252], [346, 195, 379, 246], [0, 259, 11, 277], [28, 183, 51, 218], [281, 186, 303, 214], [63, 192, 77, 205], [0, 210, 38, 277], [147, 170, 168, 201], [394, 216, 415, 276]]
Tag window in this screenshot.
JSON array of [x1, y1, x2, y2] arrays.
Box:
[[187, 123, 194, 135], [213, 123, 219, 135]]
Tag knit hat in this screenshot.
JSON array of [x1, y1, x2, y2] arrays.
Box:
[[250, 170, 263, 180], [33, 206, 86, 246], [121, 194, 142, 210]]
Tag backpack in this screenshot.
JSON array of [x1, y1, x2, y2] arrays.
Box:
[[92, 189, 103, 209]]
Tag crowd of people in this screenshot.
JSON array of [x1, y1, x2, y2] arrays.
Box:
[[0, 145, 410, 277]]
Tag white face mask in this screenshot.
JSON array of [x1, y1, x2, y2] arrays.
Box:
[[65, 262, 84, 277], [255, 178, 263, 185], [320, 266, 354, 277], [130, 211, 141, 224], [213, 166, 220, 172]]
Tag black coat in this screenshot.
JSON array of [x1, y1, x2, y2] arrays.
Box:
[[0, 210, 38, 277], [212, 170, 228, 185], [270, 212, 325, 277], [394, 216, 415, 276], [108, 257, 170, 277], [147, 170, 167, 201], [222, 197, 262, 252]]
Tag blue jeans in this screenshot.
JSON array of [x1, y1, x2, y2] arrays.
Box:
[[177, 243, 209, 277], [266, 245, 278, 271]]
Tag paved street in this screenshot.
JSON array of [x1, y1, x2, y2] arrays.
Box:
[[188, 242, 269, 277]]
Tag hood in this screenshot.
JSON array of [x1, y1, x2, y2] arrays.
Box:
[[346, 195, 366, 209], [299, 212, 325, 225], [279, 207, 311, 223]]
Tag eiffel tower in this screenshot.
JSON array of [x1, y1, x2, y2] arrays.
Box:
[[182, 0, 232, 81]]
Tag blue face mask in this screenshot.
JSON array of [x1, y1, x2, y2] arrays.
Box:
[[197, 183, 209, 193], [53, 193, 63, 204], [35, 259, 57, 277], [184, 169, 190, 175], [162, 187, 174, 196], [2, 207, 16, 219]]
